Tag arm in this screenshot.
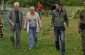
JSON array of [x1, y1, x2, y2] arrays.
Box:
[[78, 18, 80, 33], [64, 11, 69, 27], [8, 11, 12, 23], [78, 11, 82, 33], [21, 12, 24, 29], [78, 18, 80, 28], [51, 11, 55, 27], [8, 11, 14, 26]]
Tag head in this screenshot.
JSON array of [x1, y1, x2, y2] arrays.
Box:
[[30, 6, 35, 14], [55, 3, 63, 10], [14, 2, 19, 10], [38, 2, 40, 4]]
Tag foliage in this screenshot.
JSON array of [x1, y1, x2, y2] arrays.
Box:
[[3, 0, 83, 8]]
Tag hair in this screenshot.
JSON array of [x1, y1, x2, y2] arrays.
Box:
[[14, 2, 19, 7], [30, 6, 35, 10], [56, 3, 63, 7]]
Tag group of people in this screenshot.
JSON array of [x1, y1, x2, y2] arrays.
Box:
[[0, 1, 84, 55], [8, 2, 42, 49]]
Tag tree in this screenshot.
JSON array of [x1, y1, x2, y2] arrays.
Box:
[[5, 0, 84, 8]]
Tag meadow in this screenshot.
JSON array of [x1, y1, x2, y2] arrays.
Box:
[[0, 6, 83, 55]]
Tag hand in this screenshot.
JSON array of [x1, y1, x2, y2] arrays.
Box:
[[78, 28, 81, 33], [24, 28, 26, 31], [11, 22, 14, 27], [65, 25, 67, 30], [64, 23, 67, 30]]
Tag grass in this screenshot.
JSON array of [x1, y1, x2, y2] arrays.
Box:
[[0, 6, 83, 55]]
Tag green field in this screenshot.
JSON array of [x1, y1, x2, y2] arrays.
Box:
[[0, 6, 83, 55]]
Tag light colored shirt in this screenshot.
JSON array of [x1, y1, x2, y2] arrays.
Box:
[[28, 15, 37, 27], [24, 12, 42, 33]]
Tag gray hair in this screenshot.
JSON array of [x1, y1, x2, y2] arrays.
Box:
[[14, 2, 19, 7]]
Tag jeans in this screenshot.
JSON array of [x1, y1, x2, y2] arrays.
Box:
[[28, 26, 38, 48], [54, 26, 65, 52]]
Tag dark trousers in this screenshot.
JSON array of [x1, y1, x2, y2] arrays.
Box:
[[10, 23, 21, 48], [81, 29, 85, 54], [54, 26, 65, 52]]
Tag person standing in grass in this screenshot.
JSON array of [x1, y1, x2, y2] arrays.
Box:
[[24, 6, 42, 49], [37, 2, 43, 19], [51, 3, 69, 55], [78, 1, 85, 55], [8, 2, 23, 49]]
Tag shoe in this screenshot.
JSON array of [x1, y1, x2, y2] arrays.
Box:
[[29, 48, 32, 50], [55, 41, 60, 50], [11, 41, 15, 47], [62, 51, 65, 55]]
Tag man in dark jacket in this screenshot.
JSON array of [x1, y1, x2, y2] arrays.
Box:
[[78, 1, 85, 55], [51, 3, 69, 55]]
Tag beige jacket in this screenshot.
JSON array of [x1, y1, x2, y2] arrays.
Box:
[[24, 12, 42, 33]]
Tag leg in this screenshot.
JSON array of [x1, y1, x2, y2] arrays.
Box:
[[16, 24, 21, 49], [81, 30, 85, 55], [29, 27, 33, 49], [33, 27, 38, 46], [38, 10, 42, 19], [39, 10, 42, 19], [10, 29, 15, 46], [60, 29, 65, 55], [54, 26, 60, 50]]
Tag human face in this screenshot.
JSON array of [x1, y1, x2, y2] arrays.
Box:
[[14, 5, 19, 10], [30, 9, 35, 14], [38, 2, 40, 4], [56, 4, 61, 10]]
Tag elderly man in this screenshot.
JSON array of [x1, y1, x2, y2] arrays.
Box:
[[78, 1, 85, 55], [8, 2, 23, 49]]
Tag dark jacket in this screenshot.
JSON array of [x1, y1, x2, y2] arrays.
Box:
[[51, 9, 69, 27], [79, 9, 85, 30]]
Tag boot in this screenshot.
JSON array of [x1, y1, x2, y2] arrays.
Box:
[[10, 37, 15, 46], [55, 41, 60, 50], [83, 51, 85, 55]]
